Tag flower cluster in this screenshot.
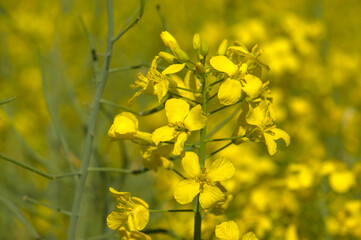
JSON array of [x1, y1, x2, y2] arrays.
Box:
[[106, 31, 290, 239]]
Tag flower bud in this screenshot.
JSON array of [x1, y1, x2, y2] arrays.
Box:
[[174, 47, 190, 62], [158, 51, 176, 64], [201, 41, 208, 56], [217, 39, 228, 56], [193, 33, 201, 50], [195, 62, 206, 77], [160, 31, 179, 52]]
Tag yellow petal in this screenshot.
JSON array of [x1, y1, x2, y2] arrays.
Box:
[[160, 31, 180, 52], [242, 74, 263, 99], [264, 132, 277, 155], [210, 56, 238, 76], [228, 45, 249, 56], [218, 78, 242, 105], [107, 211, 128, 230], [152, 126, 176, 145], [174, 179, 200, 204], [162, 63, 186, 75], [242, 232, 259, 240], [184, 105, 207, 131], [199, 184, 225, 209], [329, 170, 355, 193], [246, 104, 267, 127], [155, 78, 169, 103], [129, 231, 152, 240], [130, 204, 149, 231], [109, 187, 131, 201], [173, 131, 188, 155], [215, 221, 239, 240], [206, 158, 235, 182], [108, 112, 138, 140], [132, 197, 150, 209], [271, 128, 290, 146], [165, 99, 189, 123], [182, 151, 201, 178]]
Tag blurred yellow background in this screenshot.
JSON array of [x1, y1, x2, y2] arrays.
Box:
[[1, 0, 361, 239]]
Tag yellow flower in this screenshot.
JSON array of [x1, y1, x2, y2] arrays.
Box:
[[152, 99, 207, 155], [160, 31, 180, 54], [215, 221, 259, 240], [210, 55, 263, 105], [174, 152, 235, 209], [329, 170, 355, 193], [140, 145, 174, 171], [118, 227, 151, 240], [108, 112, 152, 143], [107, 188, 149, 231], [245, 101, 290, 155]]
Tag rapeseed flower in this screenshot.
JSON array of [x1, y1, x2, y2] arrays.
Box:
[[118, 227, 151, 240], [210, 55, 263, 105], [107, 188, 149, 231], [174, 152, 235, 209], [152, 99, 207, 155]]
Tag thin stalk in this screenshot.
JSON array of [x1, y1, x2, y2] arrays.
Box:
[[207, 93, 217, 101], [175, 86, 201, 93], [206, 105, 240, 138], [108, 64, 149, 73], [206, 135, 245, 142], [0, 152, 54, 180], [40, 56, 77, 180], [170, 93, 201, 104], [169, 168, 187, 179], [149, 209, 193, 213], [209, 98, 243, 115], [155, 4, 168, 31], [67, 0, 119, 238], [162, 141, 200, 149], [194, 74, 208, 240], [99, 99, 138, 114], [23, 196, 74, 217], [0, 96, 16, 105], [206, 142, 233, 158], [0, 195, 40, 239]]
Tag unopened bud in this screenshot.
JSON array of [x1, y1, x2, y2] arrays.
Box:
[[160, 31, 180, 53], [193, 33, 201, 50], [174, 47, 190, 62], [195, 62, 206, 77], [201, 41, 208, 56], [217, 39, 228, 56], [159, 51, 176, 64]]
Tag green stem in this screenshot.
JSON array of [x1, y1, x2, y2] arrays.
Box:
[[0, 152, 54, 180], [23, 196, 74, 217], [170, 93, 201, 104], [0, 195, 40, 239], [206, 142, 233, 158], [205, 135, 245, 142], [193, 75, 208, 240], [108, 64, 149, 73], [206, 105, 241, 138], [169, 168, 187, 179], [0, 96, 16, 105], [67, 0, 120, 238], [162, 141, 199, 149], [175, 86, 201, 93], [99, 99, 139, 114], [149, 209, 193, 213], [155, 4, 168, 31], [209, 97, 244, 115]]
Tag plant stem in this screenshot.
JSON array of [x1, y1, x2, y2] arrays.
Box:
[[175, 86, 201, 93], [23, 196, 74, 217], [194, 75, 208, 240], [206, 142, 233, 158], [205, 135, 245, 142], [0, 152, 54, 180], [0, 96, 16, 105], [149, 209, 193, 213], [67, 1, 115, 238]]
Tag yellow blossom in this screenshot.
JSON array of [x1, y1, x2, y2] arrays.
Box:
[[140, 144, 174, 171], [129, 56, 173, 104], [152, 99, 207, 155], [108, 112, 152, 143], [215, 221, 259, 240], [329, 170, 355, 193], [234, 101, 290, 155], [107, 188, 149, 231], [210, 55, 263, 105], [174, 152, 235, 209]]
